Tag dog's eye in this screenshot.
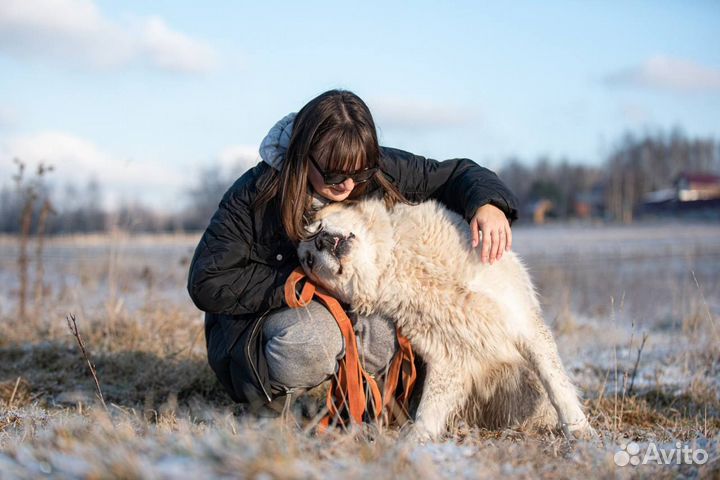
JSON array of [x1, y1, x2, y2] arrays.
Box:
[[305, 251, 314, 269], [306, 222, 325, 241]]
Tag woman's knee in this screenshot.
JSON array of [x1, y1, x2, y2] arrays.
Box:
[[263, 302, 344, 389], [354, 314, 399, 375]]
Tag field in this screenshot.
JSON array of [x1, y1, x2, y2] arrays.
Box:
[[0, 222, 718, 479]]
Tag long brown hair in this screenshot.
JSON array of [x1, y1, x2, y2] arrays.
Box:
[[254, 89, 408, 244]]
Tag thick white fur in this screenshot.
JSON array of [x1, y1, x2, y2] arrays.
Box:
[[297, 198, 594, 441]]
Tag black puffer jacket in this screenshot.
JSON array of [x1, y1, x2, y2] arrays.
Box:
[[187, 147, 518, 406]]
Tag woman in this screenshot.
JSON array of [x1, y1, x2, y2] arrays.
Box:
[[187, 89, 518, 414]]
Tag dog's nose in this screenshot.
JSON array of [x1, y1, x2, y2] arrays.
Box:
[[315, 231, 340, 252]]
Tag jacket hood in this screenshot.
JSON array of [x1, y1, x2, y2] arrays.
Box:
[[259, 112, 296, 171], [258, 111, 332, 210]]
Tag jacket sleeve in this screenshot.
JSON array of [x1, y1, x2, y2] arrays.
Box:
[[186, 183, 291, 315], [379, 146, 519, 224]]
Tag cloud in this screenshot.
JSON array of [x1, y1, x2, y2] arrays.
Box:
[[604, 55, 720, 92], [0, 131, 186, 209], [370, 97, 478, 131], [0, 0, 217, 73], [140, 16, 217, 73], [217, 144, 260, 175]]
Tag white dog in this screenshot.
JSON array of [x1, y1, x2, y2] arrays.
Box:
[[297, 197, 594, 441]]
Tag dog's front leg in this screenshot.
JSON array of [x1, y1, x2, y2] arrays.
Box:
[[408, 362, 467, 442]]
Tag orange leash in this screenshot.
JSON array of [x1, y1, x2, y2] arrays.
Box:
[[284, 268, 415, 429]]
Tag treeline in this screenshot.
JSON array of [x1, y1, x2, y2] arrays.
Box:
[[2, 129, 719, 234], [0, 162, 239, 234], [604, 130, 720, 222], [499, 158, 603, 219], [499, 128, 720, 222], [1, 177, 105, 234]]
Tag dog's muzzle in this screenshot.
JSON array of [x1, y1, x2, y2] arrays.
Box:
[[315, 231, 355, 258]]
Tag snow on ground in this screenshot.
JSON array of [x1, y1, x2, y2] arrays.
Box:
[[0, 222, 718, 478]]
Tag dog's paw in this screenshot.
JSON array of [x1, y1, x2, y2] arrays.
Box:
[[401, 423, 441, 444], [564, 419, 599, 443], [575, 426, 601, 445]]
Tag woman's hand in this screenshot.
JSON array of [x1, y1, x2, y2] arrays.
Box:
[[470, 204, 512, 264]]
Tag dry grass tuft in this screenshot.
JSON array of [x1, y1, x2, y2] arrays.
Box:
[[0, 377, 34, 409], [588, 390, 720, 441]]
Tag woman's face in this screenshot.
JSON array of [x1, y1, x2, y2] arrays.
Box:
[[307, 159, 357, 202]]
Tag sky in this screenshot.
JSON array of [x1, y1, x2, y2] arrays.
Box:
[[0, 0, 719, 211]]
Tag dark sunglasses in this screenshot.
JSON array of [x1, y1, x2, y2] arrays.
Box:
[[309, 155, 378, 186]]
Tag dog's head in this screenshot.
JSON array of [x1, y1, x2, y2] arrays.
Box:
[[297, 198, 393, 306]]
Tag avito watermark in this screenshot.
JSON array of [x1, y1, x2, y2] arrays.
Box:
[[614, 441, 708, 467]]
